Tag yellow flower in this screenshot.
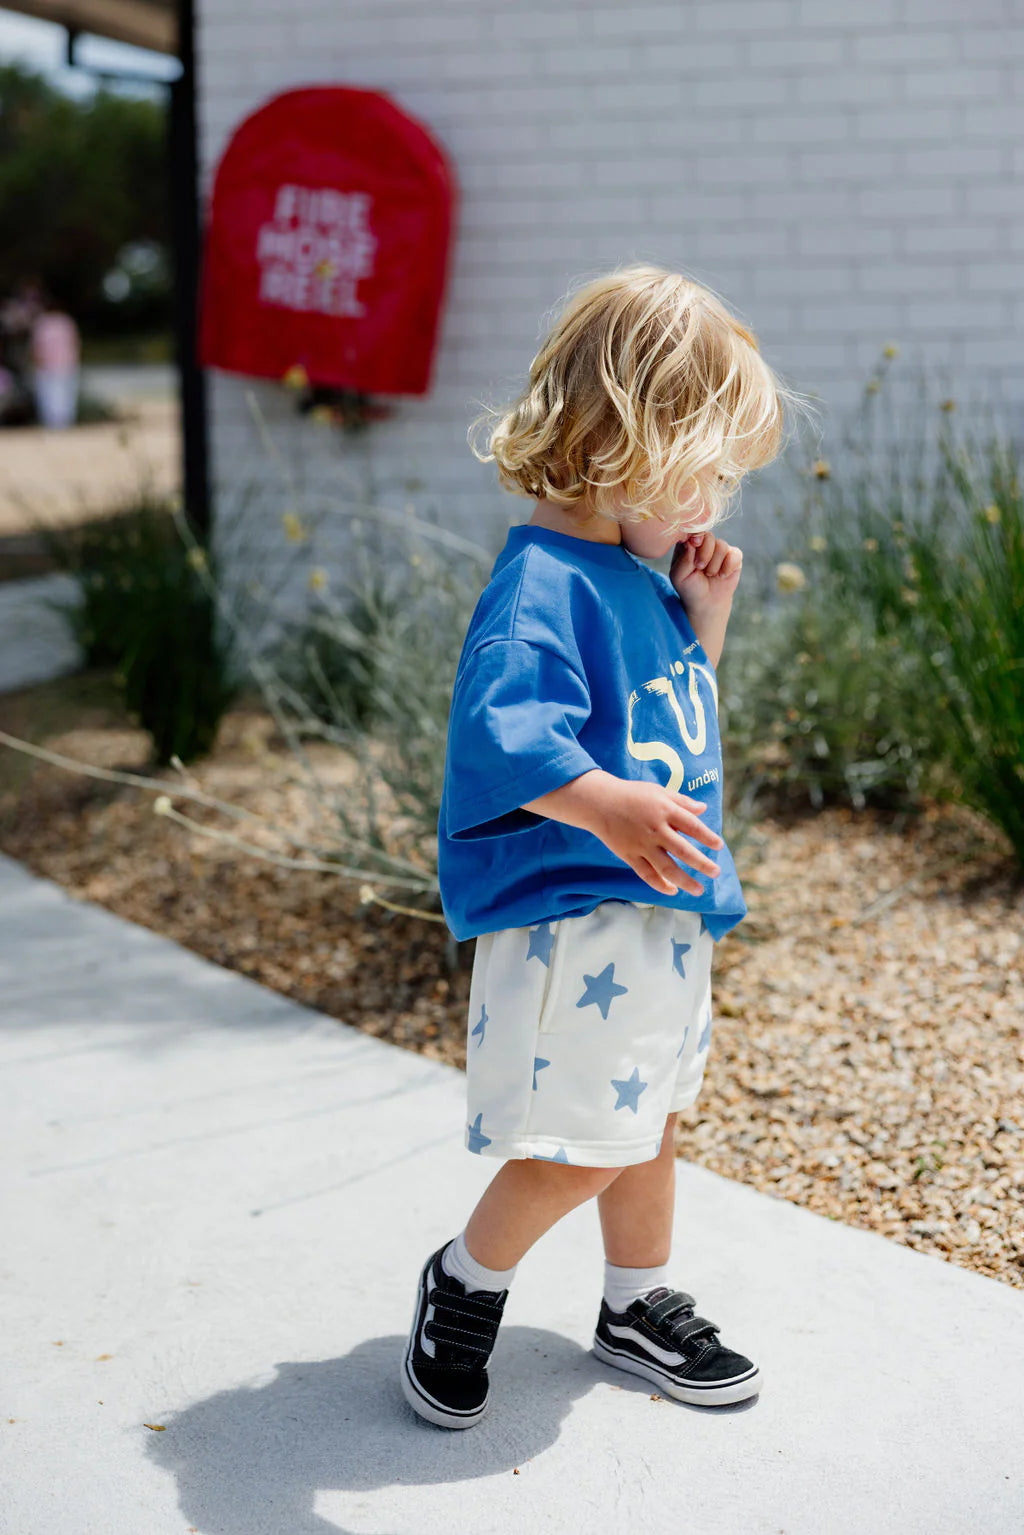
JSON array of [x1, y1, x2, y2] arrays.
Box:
[[282, 511, 309, 543], [186, 547, 207, 573], [809, 535, 827, 552], [812, 459, 831, 480], [776, 561, 807, 593], [865, 378, 881, 395], [153, 795, 173, 816], [982, 503, 1001, 524], [283, 364, 310, 391], [940, 398, 956, 413], [313, 259, 335, 281], [309, 405, 335, 426], [862, 536, 879, 553], [883, 343, 900, 359], [308, 567, 328, 592]]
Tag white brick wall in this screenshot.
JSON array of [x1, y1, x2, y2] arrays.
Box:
[[194, 0, 1024, 589]]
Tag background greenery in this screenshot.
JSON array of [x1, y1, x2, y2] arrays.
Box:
[[0, 62, 170, 337], [41, 496, 242, 765], [719, 364, 1023, 863]]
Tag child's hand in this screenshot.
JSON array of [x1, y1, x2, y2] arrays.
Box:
[[669, 531, 743, 613], [584, 777, 724, 897]]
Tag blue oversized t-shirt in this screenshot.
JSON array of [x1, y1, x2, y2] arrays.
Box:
[[437, 522, 746, 943]]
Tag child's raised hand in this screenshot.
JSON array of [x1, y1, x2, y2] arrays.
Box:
[[584, 777, 724, 897], [669, 531, 743, 612]]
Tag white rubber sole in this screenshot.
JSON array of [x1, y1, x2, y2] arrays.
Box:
[[592, 1333, 762, 1406], [400, 1257, 490, 1430]]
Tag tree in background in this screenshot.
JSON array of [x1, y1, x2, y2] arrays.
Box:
[[0, 63, 170, 338]]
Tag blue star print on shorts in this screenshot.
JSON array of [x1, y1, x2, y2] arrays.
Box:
[[577, 962, 628, 1020], [610, 1067, 648, 1114]]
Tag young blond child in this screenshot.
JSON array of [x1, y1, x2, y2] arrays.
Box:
[[402, 263, 803, 1429]]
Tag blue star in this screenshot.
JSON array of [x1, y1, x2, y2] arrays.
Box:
[[470, 1002, 488, 1047], [532, 1147, 570, 1162], [610, 1067, 648, 1114], [676, 1026, 690, 1058], [698, 1010, 713, 1053], [526, 922, 555, 967], [532, 1056, 550, 1090], [577, 962, 629, 1020], [671, 939, 692, 979], [466, 1113, 492, 1153]]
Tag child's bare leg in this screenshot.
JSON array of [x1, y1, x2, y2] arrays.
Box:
[[463, 1158, 624, 1271], [597, 1112, 678, 1266]]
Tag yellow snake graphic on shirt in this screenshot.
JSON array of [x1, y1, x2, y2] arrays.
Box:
[[626, 657, 720, 794]]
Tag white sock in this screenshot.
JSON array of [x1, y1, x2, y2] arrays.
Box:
[[442, 1229, 518, 1294], [603, 1259, 672, 1314]]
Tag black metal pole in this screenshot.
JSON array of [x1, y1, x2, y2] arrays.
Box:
[[169, 0, 210, 540]]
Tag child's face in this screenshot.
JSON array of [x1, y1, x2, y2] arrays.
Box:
[[615, 481, 713, 561]]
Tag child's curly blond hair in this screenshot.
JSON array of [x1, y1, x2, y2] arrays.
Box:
[[468, 262, 812, 530]]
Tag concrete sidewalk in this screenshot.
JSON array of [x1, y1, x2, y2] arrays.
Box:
[[2, 850, 1022, 1535], [0, 572, 82, 691]]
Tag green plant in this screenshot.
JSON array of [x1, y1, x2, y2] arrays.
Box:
[[39, 496, 169, 667], [719, 589, 937, 822], [779, 358, 1024, 863], [275, 566, 404, 732], [42, 496, 242, 764], [118, 560, 240, 767], [246, 509, 493, 888], [833, 433, 1024, 860]]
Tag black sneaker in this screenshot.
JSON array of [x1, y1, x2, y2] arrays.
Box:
[[593, 1285, 762, 1406], [400, 1241, 509, 1429]]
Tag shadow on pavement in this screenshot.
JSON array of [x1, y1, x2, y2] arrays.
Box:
[[146, 1324, 753, 1534]]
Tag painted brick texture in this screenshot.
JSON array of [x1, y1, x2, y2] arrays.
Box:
[[194, 0, 1023, 576]]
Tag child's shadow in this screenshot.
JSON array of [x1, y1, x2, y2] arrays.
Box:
[[146, 1325, 615, 1535], [147, 1326, 592, 1528]]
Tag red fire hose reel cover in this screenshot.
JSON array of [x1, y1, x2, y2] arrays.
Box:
[[198, 86, 457, 394]]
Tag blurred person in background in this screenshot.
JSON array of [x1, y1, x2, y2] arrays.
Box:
[[30, 292, 80, 428]]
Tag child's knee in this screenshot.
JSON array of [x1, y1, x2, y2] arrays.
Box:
[[531, 1159, 623, 1198]]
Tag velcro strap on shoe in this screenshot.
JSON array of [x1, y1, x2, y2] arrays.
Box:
[[429, 1287, 505, 1319], [645, 1291, 697, 1329], [666, 1314, 721, 1347], [643, 1290, 721, 1350], [425, 1318, 497, 1355]]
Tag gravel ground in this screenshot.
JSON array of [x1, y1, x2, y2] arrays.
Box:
[[1, 685, 1022, 1290]]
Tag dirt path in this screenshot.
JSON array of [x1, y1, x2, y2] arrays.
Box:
[[0, 398, 180, 536]]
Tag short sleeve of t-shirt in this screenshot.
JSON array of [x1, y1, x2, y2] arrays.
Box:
[[443, 638, 599, 841]]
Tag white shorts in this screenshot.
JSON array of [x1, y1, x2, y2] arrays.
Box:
[[463, 899, 715, 1168]]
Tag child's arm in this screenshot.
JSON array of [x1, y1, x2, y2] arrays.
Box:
[[521, 769, 723, 898], [667, 531, 743, 669], [519, 532, 742, 897]]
